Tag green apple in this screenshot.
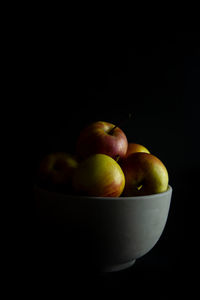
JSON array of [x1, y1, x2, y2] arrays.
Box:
[[121, 152, 169, 196], [73, 154, 125, 197]]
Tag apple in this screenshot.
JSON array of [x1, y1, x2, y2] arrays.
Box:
[[125, 143, 150, 158], [73, 154, 125, 197], [38, 152, 78, 188], [121, 152, 169, 196], [76, 121, 128, 160]]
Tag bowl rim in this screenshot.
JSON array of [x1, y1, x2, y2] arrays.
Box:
[[34, 184, 172, 201]]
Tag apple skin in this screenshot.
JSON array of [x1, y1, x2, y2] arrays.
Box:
[[121, 152, 169, 196], [125, 143, 150, 158], [38, 152, 78, 188], [73, 154, 125, 197], [76, 121, 128, 160]]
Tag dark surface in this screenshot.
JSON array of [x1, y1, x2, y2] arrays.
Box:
[[31, 30, 199, 297]]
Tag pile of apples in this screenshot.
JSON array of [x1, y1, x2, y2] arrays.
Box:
[[37, 121, 169, 197]]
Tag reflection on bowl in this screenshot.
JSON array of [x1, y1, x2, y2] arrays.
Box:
[[35, 185, 172, 272]]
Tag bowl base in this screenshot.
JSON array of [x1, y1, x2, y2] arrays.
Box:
[[101, 259, 136, 272]]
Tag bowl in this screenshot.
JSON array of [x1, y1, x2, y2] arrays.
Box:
[[35, 185, 172, 272]]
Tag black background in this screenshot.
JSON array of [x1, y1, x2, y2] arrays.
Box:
[[32, 29, 199, 297]]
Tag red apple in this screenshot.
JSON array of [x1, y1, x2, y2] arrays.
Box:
[[38, 152, 78, 188], [121, 152, 169, 196], [76, 121, 128, 160], [73, 154, 125, 197], [125, 143, 150, 158]]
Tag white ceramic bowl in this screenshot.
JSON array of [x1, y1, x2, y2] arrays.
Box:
[[35, 185, 172, 272]]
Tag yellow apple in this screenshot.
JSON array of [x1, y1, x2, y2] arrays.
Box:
[[121, 152, 169, 196], [73, 154, 125, 197], [38, 152, 78, 187], [125, 143, 150, 158]]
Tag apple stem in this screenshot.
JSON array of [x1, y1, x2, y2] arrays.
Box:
[[109, 125, 118, 135], [108, 113, 132, 135]]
